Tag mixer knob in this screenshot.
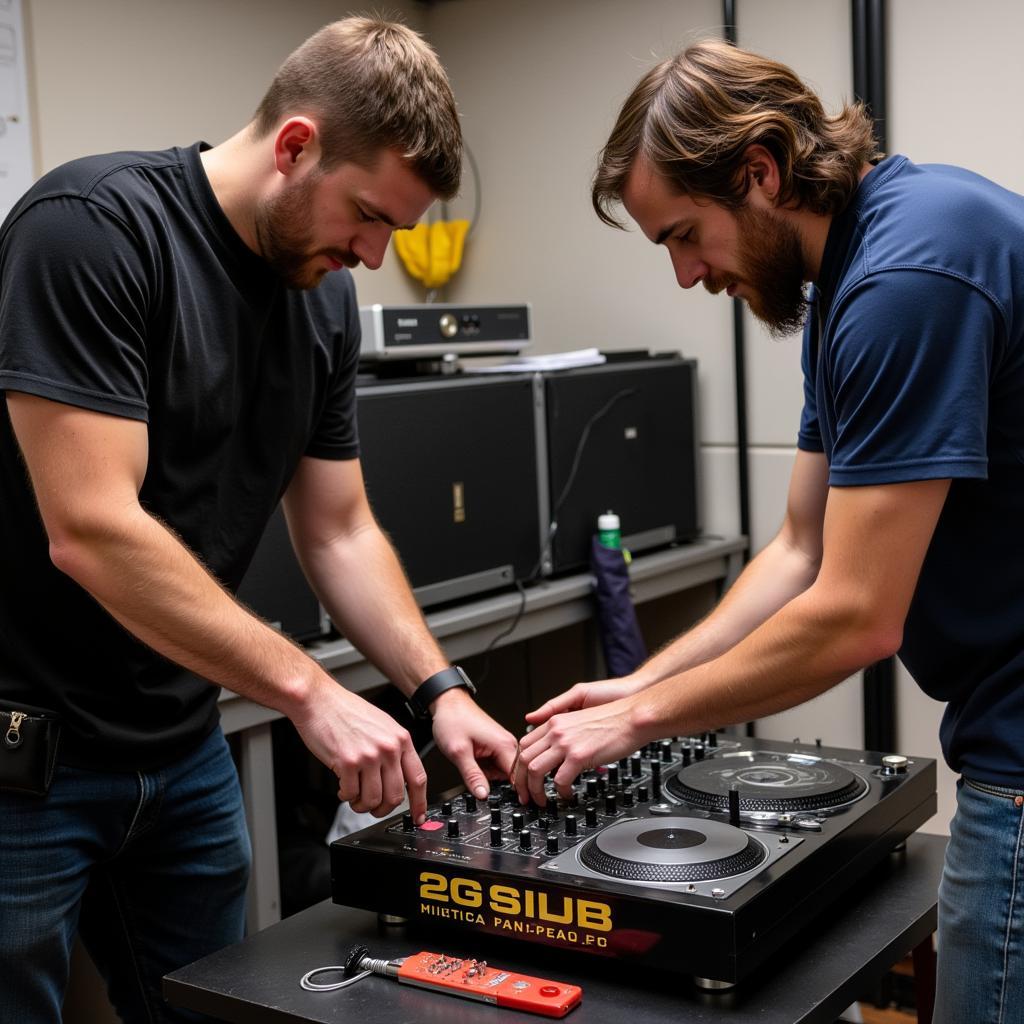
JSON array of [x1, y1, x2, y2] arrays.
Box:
[[621, 787, 634, 807], [488, 793, 502, 810], [438, 312, 459, 338], [464, 793, 477, 813], [546, 835, 560, 855], [637, 784, 649, 803], [537, 817, 550, 832], [519, 829, 533, 851], [881, 754, 909, 776], [490, 808, 503, 826], [709, 731, 719, 748], [546, 798, 559, 819], [585, 777, 598, 799], [585, 804, 598, 828], [604, 793, 617, 815], [660, 741, 673, 762], [490, 825, 503, 847], [502, 784, 517, 805], [564, 814, 578, 836], [694, 744, 705, 762], [441, 800, 453, 817], [402, 812, 414, 832], [618, 757, 629, 771], [447, 817, 460, 838], [630, 755, 642, 777], [597, 776, 608, 794], [528, 803, 540, 822], [511, 811, 524, 832], [607, 764, 619, 786], [650, 760, 662, 781], [682, 747, 692, 767]]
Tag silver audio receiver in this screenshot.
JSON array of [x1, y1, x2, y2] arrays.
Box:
[[359, 303, 531, 360]]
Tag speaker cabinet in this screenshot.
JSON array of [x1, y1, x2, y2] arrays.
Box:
[[357, 374, 546, 606], [543, 356, 700, 575]]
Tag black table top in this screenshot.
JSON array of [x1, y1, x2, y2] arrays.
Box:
[[164, 831, 945, 1024]]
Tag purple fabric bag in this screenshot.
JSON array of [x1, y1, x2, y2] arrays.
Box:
[[590, 535, 647, 677]]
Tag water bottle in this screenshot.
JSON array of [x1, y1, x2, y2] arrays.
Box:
[[597, 511, 621, 549]]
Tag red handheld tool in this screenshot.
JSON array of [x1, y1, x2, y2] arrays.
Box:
[[301, 943, 582, 1018]]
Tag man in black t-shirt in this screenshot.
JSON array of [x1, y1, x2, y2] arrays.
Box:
[[0, 18, 516, 1023]]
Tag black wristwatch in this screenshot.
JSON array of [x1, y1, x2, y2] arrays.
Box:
[[405, 666, 477, 719]]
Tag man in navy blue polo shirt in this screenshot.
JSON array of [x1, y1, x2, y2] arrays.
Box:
[[515, 40, 1024, 1021]]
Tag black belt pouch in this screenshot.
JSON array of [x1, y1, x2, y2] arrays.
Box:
[[0, 701, 61, 796]]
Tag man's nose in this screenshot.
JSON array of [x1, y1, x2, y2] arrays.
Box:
[[355, 226, 391, 271], [671, 251, 705, 290]]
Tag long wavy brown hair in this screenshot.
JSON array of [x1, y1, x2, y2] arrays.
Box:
[[593, 39, 880, 227]]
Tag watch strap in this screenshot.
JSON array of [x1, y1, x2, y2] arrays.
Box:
[[405, 666, 477, 719]]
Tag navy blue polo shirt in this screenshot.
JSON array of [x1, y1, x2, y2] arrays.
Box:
[[799, 155, 1024, 787]]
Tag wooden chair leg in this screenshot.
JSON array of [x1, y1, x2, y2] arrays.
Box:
[[912, 933, 936, 1024]]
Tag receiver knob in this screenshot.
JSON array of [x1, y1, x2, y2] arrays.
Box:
[[438, 312, 459, 338]]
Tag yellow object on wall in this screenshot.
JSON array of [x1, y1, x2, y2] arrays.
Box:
[[393, 219, 470, 289]]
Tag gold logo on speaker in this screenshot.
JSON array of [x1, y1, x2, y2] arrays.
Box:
[[453, 482, 465, 523]]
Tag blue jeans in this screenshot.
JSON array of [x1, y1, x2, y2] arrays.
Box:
[[0, 726, 251, 1023], [936, 776, 1024, 1023]]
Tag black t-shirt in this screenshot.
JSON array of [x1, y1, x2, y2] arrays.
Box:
[[0, 143, 361, 770]]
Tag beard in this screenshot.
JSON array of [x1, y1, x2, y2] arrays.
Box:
[[253, 173, 357, 290], [705, 204, 809, 338]]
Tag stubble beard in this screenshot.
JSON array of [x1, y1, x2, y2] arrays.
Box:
[[254, 175, 356, 290]]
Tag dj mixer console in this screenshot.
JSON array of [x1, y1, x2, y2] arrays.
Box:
[[331, 735, 936, 987]]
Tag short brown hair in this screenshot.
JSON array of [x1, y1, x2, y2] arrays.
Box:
[[593, 39, 880, 227], [254, 17, 461, 199]]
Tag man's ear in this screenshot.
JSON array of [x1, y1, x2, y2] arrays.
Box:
[[273, 117, 320, 176], [742, 143, 782, 202]]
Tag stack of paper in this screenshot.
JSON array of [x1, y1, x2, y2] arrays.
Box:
[[465, 348, 607, 373]]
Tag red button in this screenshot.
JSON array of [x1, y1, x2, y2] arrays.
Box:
[[540, 986, 560, 997], [419, 820, 444, 831]]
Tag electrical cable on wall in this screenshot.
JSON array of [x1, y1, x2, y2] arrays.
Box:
[[474, 388, 636, 685]]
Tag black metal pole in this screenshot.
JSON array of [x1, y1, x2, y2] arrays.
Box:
[[723, 0, 755, 740], [851, 0, 896, 753], [722, 0, 752, 555]]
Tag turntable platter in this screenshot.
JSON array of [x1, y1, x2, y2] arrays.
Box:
[[666, 750, 867, 813], [578, 816, 767, 882]]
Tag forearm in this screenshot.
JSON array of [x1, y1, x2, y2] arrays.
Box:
[[298, 521, 447, 696], [50, 503, 327, 716], [633, 532, 820, 686], [632, 582, 894, 738]]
